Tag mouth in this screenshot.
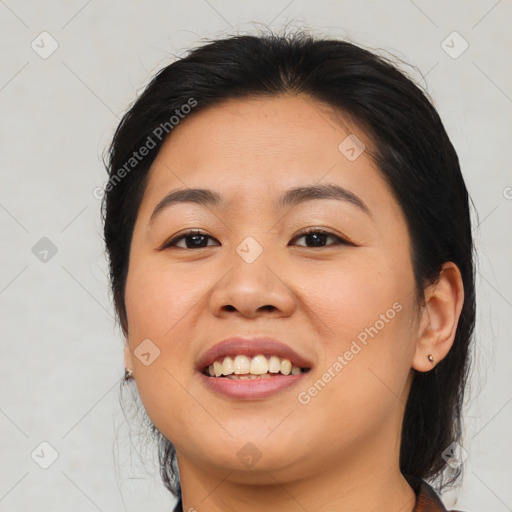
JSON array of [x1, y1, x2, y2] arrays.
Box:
[[196, 337, 313, 399]]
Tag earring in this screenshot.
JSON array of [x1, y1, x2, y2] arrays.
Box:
[[124, 368, 134, 381], [427, 354, 435, 365]]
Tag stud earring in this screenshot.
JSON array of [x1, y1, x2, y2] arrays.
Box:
[[427, 354, 435, 365], [124, 368, 134, 381]]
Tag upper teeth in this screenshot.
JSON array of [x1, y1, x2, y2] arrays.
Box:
[[206, 354, 303, 377]]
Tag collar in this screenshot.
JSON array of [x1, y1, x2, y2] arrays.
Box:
[[409, 476, 458, 512]]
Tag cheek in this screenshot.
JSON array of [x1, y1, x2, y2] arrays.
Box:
[[295, 302, 416, 451], [294, 253, 410, 346], [123, 260, 205, 404], [293, 254, 416, 422], [123, 261, 203, 436], [125, 259, 206, 340]]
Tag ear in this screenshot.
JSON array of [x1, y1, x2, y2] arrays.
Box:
[[124, 342, 134, 372], [412, 262, 464, 372]]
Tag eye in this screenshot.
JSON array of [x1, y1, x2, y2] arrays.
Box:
[[162, 229, 220, 249], [161, 227, 352, 250], [289, 228, 351, 248]]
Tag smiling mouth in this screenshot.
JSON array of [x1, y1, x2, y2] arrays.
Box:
[[202, 354, 311, 379]]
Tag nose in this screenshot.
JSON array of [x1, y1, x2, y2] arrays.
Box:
[[208, 253, 296, 319]]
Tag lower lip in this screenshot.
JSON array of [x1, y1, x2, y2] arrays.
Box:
[[198, 372, 309, 399]]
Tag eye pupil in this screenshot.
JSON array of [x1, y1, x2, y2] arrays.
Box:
[[188, 235, 207, 248], [306, 232, 328, 247]]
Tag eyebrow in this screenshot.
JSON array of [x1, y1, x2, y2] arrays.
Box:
[[150, 183, 371, 223]]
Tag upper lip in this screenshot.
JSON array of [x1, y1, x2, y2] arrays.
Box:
[[196, 336, 314, 372]]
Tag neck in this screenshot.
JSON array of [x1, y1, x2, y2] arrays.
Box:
[[177, 447, 416, 512]]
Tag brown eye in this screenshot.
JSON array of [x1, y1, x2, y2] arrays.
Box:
[[163, 230, 220, 249], [290, 228, 350, 248]]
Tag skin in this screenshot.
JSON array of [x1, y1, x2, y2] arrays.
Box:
[[123, 94, 464, 512]]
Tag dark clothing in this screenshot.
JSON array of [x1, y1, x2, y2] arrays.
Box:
[[172, 476, 464, 511], [409, 476, 464, 511]]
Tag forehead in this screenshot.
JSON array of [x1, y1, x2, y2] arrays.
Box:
[[141, 94, 388, 207]]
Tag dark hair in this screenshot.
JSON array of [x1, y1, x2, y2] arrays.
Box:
[[103, 31, 475, 498]]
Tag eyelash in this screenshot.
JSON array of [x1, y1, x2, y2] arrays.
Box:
[[162, 227, 352, 250]]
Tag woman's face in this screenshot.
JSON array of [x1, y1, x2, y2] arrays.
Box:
[[124, 94, 421, 483]]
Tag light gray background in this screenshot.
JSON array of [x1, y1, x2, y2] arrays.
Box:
[[1, 1, 511, 511]]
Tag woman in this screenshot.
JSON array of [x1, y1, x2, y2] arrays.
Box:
[[103, 32, 474, 511]]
